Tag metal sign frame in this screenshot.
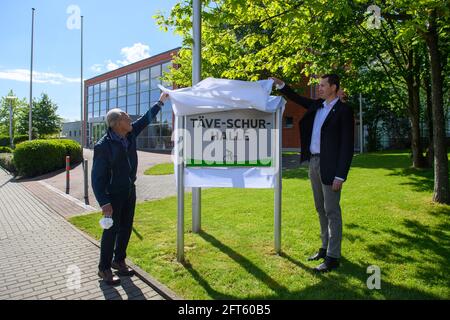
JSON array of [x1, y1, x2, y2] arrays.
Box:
[[176, 107, 282, 262]]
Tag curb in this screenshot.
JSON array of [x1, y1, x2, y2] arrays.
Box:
[[68, 223, 182, 301]]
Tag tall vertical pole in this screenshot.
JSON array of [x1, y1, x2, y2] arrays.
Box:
[[359, 93, 363, 154], [29, 8, 35, 141], [176, 116, 185, 262], [80, 16, 84, 150], [9, 100, 13, 148], [81, 15, 89, 203], [192, 0, 202, 234], [274, 108, 282, 254]]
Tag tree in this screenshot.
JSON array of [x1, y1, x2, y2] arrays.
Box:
[[156, 0, 449, 203], [0, 90, 29, 136], [16, 93, 62, 137]]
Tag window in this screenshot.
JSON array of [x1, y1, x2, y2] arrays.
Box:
[[109, 98, 117, 109], [140, 69, 149, 81], [118, 75, 127, 88], [150, 77, 161, 90], [127, 82, 137, 95], [118, 86, 126, 97], [127, 94, 137, 105], [150, 89, 161, 102], [101, 81, 107, 92], [118, 96, 126, 108], [94, 84, 100, 94], [284, 116, 293, 128], [151, 65, 161, 78], [127, 105, 137, 115], [140, 91, 149, 104], [109, 78, 117, 89], [140, 80, 149, 92], [127, 72, 137, 85], [88, 86, 94, 95]]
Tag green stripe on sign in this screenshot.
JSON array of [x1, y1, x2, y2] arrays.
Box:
[[186, 158, 273, 167]]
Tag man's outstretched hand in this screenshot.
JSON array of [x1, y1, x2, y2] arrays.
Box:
[[159, 92, 169, 104], [269, 77, 285, 87]]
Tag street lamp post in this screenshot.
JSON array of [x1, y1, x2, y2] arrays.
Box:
[[6, 96, 17, 149]]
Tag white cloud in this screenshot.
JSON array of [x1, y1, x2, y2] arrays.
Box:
[[105, 60, 119, 71], [91, 42, 151, 73], [0, 69, 80, 85], [90, 64, 103, 73], [118, 43, 150, 65]]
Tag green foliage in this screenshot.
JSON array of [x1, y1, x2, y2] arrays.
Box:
[[13, 135, 29, 145], [15, 93, 62, 137], [0, 135, 9, 146], [13, 139, 81, 177], [0, 153, 15, 173], [0, 146, 12, 153]]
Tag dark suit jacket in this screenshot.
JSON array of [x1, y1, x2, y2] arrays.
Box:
[[280, 84, 354, 185], [91, 104, 161, 207]]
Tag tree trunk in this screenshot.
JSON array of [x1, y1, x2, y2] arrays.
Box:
[[424, 11, 449, 204], [406, 50, 426, 168], [424, 70, 434, 167]]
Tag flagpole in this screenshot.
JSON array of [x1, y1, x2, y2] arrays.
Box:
[[29, 8, 35, 140], [80, 15, 84, 151], [191, 0, 202, 234]]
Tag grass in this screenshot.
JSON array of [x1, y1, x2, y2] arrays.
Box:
[[70, 151, 450, 299], [144, 163, 174, 175]]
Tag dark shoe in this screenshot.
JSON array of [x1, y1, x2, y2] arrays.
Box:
[[98, 269, 121, 285], [308, 248, 327, 261], [313, 256, 340, 273], [111, 260, 135, 277]]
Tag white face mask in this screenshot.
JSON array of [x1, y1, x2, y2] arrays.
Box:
[[99, 217, 114, 230]]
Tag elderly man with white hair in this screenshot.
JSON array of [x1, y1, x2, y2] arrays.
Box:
[[92, 92, 169, 285]]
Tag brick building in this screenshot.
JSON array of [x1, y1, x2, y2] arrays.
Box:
[[83, 47, 320, 152]]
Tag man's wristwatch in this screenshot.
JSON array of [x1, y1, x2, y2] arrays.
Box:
[[156, 100, 164, 107]]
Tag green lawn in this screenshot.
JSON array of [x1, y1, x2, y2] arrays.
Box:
[[144, 163, 174, 175], [70, 151, 450, 299]]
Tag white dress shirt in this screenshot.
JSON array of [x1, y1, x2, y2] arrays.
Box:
[[310, 97, 339, 154]]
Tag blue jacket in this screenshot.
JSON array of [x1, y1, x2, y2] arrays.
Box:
[[91, 104, 161, 207]]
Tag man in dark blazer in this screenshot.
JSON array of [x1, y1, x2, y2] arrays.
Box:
[[271, 74, 354, 272], [91, 92, 169, 285]]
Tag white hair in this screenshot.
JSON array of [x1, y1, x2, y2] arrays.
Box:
[[106, 108, 125, 128]]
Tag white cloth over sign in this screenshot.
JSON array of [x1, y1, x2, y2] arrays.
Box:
[[159, 77, 285, 189]]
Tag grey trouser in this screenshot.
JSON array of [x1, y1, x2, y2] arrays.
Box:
[[308, 156, 342, 258]]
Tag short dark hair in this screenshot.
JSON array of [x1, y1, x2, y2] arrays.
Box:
[[321, 74, 340, 92]]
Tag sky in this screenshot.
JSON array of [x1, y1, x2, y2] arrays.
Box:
[[0, 0, 183, 121]]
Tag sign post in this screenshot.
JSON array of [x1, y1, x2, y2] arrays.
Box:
[[173, 92, 284, 262]]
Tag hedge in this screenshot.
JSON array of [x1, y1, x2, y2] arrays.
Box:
[[0, 134, 31, 147], [0, 135, 9, 146], [13, 139, 82, 177], [0, 153, 15, 174], [0, 146, 13, 153]]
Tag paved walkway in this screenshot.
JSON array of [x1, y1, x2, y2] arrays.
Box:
[[0, 168, 178, 300], [26, 149, 177, 209]]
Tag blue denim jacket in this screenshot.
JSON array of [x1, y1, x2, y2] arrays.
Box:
[[91, 104, 161, 207]]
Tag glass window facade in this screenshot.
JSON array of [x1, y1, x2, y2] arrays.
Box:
[[86, 60, 173, 150]]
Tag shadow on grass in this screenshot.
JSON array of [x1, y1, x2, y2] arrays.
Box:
[[181, 230, 441, 299], [367, 211, 450, 290]]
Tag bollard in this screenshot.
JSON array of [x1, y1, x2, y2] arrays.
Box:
[[83, 159, 89, 204], [65, 156, 70, 194]]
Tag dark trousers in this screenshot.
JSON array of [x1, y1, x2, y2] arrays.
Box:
[[99, 186, 136, 271]]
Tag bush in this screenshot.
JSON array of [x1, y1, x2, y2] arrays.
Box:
[[0, 135, 9, 146], [0, 146, 13, 153], [0, 153, 16, 174], [13, 139, 82, 177], [13, 135, 29, 145]]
